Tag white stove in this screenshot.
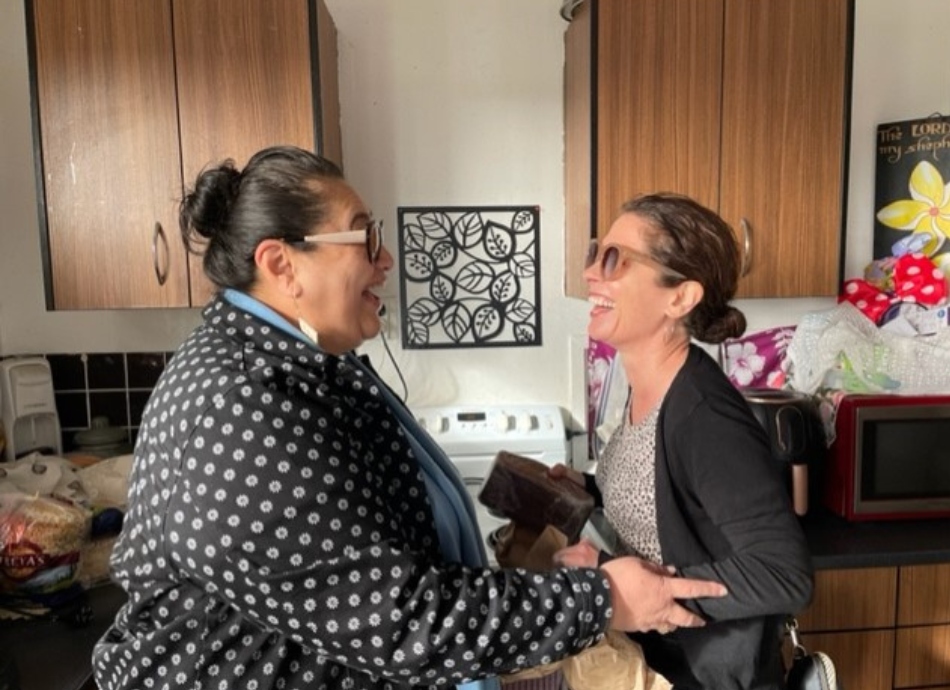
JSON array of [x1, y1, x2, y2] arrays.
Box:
[[413, 404, 570, 562]]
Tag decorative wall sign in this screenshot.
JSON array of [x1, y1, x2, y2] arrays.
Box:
[[397, 206, 541, 349], [874, 114, 950, 270]]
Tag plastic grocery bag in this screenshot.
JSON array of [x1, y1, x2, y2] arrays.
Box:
[[787, 302, 950, 395]]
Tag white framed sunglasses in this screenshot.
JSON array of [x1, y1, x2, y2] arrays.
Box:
[[298, 219, 383, 264]]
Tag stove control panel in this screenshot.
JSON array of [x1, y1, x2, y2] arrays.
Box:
[[413, 404, 567, 456]]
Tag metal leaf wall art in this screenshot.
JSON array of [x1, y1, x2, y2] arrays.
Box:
[[397, 206, 542, 349]]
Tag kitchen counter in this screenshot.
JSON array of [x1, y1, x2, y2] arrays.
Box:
[[0, 583, 125, 690], [800, 506, 950, 569], [0, 511, 944, 689]]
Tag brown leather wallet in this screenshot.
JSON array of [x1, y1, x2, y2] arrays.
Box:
[[478, 451, 594, 542]]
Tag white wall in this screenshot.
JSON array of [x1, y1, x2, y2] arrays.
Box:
[[844, 0, 950, 281], [323, 0, 590, 413], [1, 0, 949, 432]]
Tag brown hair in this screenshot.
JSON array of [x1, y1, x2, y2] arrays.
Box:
[[621, 192, 746, 344]]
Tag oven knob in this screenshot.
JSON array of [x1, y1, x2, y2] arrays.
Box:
[[494, 414, 513, 432], [423, 415, 447, 434], [516, 413, 536, 432]]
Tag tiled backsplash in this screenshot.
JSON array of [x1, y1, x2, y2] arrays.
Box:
[[45, 352, 170, 453]]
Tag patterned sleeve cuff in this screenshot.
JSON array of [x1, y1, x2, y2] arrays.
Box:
[[562, 568, 612, 648]]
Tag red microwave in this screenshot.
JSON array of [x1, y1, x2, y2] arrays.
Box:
[[823, 393, 950, 521]]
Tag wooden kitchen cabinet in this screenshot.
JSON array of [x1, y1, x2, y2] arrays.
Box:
[[27, 0, 341, 310], [563, 0, 852, 299], [794, 567, 896, 690], [796, 564, 950, 690], [796, 566, 897, 631], [894, 625, 950, 688], [897, 562, 950, 626], [894, 563, 950, 688], [796, 629, 895, 690]]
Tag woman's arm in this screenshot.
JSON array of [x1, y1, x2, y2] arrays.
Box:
[[667, 399, 813, 621], [167, 388, 611, 687]]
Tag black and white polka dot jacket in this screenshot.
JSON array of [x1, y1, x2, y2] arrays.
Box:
[[93, 296, 610, 690]]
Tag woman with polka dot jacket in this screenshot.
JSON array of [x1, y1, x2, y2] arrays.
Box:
[[550, 193, 814, 689], [92, 147, 727, 690]]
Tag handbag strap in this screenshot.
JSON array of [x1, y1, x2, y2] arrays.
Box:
[[785, 616, 809, 660], [785, 616, 842, 690]]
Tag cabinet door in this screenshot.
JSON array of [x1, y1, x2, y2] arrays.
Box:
[[897, 563, 950, 626], [894, 625, 950, 688], [595, 0, 723, 236], [30, 0, 189, 309], [719, 0, 850, 297], [796, 567, 897, 632], [173, 0, 325, 306], [795, 630, 894, 690]]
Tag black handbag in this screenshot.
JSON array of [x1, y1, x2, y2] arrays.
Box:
[[785, 617, 843, 690]]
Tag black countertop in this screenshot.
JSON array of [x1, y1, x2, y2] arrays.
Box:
[[800, 506, 950, 570], [0, 583, 126, 690]]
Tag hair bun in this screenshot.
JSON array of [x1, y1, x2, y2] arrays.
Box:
[[180, 161, 241, 241], [695, 306, 747, 344]]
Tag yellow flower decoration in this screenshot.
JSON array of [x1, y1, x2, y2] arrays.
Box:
[[876, 160, 950, 256]]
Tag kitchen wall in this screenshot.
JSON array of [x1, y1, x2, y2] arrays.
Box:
[[1, 0, 949, 439]]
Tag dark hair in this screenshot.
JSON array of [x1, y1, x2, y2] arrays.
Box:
[[621, 192, 746, 344], [179, 145, 344, 291]]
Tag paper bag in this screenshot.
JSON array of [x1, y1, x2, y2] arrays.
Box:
[[494, 521, 672, 690]]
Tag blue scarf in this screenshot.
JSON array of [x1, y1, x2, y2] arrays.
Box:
[[222, 290, 499, 690]]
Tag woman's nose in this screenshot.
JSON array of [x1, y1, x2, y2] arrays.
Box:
[[378, 244, 396, 270], [583, 261, 599, 284]]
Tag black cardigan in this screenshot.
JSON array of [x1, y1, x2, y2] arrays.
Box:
[[589, 345, 813, 689]]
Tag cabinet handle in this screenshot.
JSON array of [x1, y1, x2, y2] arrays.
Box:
[[560, 0, 585, 21], [152, 222, 169, 286], [739, 217, 752, 278]]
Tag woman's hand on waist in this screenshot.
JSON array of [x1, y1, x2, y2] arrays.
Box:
[[600, 556, 727, 633]]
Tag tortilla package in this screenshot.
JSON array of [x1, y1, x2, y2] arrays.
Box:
[[0, 455, 92, 597]]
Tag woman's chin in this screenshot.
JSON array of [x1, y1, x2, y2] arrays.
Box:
[[587, 315, 613, 343], [362, 313, 383, 340]]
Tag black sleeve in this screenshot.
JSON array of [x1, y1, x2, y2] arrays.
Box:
[[668, 398, 814, 622]]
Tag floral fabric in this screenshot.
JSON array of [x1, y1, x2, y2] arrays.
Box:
[[720, 326, 796, 390]]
